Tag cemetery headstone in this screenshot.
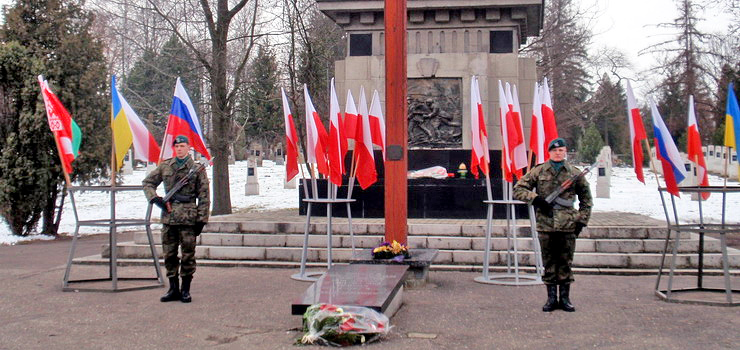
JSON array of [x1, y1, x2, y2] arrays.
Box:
[[596, 146, 611, 198], [245, 159, 259, 195]]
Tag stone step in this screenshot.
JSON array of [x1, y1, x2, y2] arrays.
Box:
[[200, 221, 669, 239], [106, 243, 740, 269], [72, 255, 740, 276], [134, 231, 724, 254]]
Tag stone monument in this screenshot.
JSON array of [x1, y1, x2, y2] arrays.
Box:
[[122, 150, 134, 175], [596, 146, 612, 198], [245, 158, 259, 196], [317, 0, 543, 151]]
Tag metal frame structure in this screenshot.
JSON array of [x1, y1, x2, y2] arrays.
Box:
[[475, 182, 544, 285], [655, 186, 739, 306], [62, 185, 163, 292], [291, 179, 356, 282]]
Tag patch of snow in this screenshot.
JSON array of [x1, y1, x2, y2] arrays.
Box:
[[2, 161, 738, 245]]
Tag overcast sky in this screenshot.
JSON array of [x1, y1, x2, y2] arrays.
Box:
[[581, 0, 734, 93]]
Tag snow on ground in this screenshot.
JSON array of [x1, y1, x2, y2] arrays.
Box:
[[1, 161, 738, 245]]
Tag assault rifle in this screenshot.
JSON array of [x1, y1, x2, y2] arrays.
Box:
[[545, 161, 599, 205], [160, 159, 211, 213]]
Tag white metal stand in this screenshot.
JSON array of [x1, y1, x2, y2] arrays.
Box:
[[475, 182, 544, 286], [291, 177, 356, 282], [62, 186, 164, 292]]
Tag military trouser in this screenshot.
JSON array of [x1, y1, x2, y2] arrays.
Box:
[[538, 232, 576, 284], [161, 224, 197, 278]]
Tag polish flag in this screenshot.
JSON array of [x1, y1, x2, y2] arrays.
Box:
[[304, 84, 329, 177], [281, 87, 299, 182], [650, 98, 687, 197], [687, 95, 710, 199], [509, 84, 528, 173], [625, 80, 648, 184], [498, 80, 515, 182], [368, 90, 386, 159], [470, 76, 490, 177], [353, 87, 377, 189], [540, 77, 559, 161], [529, 82, 546, 164], [344, 90, 358, 141], [328, 78, 348, 186]]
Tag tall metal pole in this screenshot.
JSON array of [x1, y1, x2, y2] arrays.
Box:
[[384, 0, 408, 244]]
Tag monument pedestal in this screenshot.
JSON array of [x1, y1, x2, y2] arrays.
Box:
[[292, 264, 408, 317]]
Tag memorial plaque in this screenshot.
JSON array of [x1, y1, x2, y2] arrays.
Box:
[[248, 168, 255, 176], [407, 78, 462, 148], [292, 264, 408, 315]]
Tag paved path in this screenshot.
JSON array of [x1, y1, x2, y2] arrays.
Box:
[[1, 232, 738, 350]]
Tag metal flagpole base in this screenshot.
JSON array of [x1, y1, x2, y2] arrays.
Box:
[[63, 186, 164, 292], [290, 271, 325, 282], [475, 198, 543, 286], [291, 197, 356, 282]]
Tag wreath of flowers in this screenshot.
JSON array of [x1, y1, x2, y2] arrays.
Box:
[[297, 304, 390, 346], [372, 240, 410, 260]]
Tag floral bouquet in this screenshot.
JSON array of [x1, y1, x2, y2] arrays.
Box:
[[297, 304, 390, 347], [372, 240, 410, 261]]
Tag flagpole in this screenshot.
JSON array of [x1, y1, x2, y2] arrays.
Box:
[[51, 129, 73, 188], [722, 146, 730, 188], [347, 145, 359, 199], [642, 139, 663, 190]]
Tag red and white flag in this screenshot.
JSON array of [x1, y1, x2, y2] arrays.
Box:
[[529, 82, 546, 164], [625, 80, 648, 184], [328, 78, 348, 186], [540, 77, 559, 161], [353, 86, 377, 189], [687, 95, 710, 199], [510, 84, 528, 173], [499, 80, 515, 182], [38, 75, 81, 175], [368, 90, 386, 159], [304, 84, 329, 177], [470, 76, 490, 177], [281, 87, 299, 182], [344, 89, 358, 141]]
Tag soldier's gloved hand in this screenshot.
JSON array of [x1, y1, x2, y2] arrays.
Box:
[[532, 196, 553, 216], [194, 222, 206, 236], [150, 196, 167, 210], [574, 222, 586, 237]]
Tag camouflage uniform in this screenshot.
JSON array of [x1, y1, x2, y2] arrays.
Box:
[[143, 156, 210, 278], [513, 160, 592, 284]]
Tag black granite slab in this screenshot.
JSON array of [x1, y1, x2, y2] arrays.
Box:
[[291, 264, 408, 315], [350, 249, 439, 288]]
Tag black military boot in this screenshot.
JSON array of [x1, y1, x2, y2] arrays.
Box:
[[542, 284, 559, 312], [180, 276, 192, 303], [559, 283, 575, 312], [160, 277, 181, 302]]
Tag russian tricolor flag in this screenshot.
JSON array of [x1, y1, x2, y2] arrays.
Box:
[[650, 98, 687, 197], [161, 78, 211, 160]]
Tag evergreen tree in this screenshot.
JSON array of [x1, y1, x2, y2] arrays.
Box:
[[0, 0, 108, 235], [586, 74, 628, 155], [124, 35, 202, 141], [578, 123, 605, 163], [243, 43, 282, 153]]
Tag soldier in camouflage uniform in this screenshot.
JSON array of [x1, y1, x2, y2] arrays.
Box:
[[514, 138, 592, 312], [143, 135, 210, 303]]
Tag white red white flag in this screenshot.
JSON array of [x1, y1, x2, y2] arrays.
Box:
[[625, 80, 648, 184], [281, 87, 299, 182], [470, 76, 490, 177], [303, 84, 329, 177]]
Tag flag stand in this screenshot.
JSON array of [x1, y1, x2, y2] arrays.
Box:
[[291, 166, 356, 282], [62, 186, 163, 292], [475, 180, 544, 286], [654, 185, 739, 306]]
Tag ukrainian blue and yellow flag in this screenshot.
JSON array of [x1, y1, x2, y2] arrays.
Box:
[[111, 75, 133, 170], [724, 83, 740, 148]]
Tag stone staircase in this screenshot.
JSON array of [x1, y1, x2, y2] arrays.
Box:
[[85, 219, 740, 274]]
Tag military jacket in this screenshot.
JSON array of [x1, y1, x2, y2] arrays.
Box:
[[142, 156, 210, 225], [513, 160, 592, 232]]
